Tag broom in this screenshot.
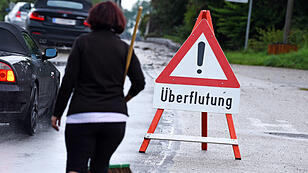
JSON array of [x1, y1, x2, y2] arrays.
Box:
[[123, 6, 143, 82], [107, 5, 143, 173]]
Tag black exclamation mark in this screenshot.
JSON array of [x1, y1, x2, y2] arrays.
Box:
[[197, 42, 205, 74]]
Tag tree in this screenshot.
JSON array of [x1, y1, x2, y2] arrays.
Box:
[[148, 0, 188, 36], [292, 0, 308, 30], [0, 0, 9, 20], [283, 0, 294, 43], [210, 2, 248, 49], [137, 0, 307, 49], [180, 0, 224, 43], [208, 0, 288, 50], [122, 0, 150, 38]]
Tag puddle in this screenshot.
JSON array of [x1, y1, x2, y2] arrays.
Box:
[[51, 61, 67, 66], [265, 132, 308, 139]]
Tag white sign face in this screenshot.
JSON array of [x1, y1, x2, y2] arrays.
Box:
[[153, 19, 240, 114], [171, 33, 227, 80], [225, 0, 248, 3], [153, 83, 240, 113]]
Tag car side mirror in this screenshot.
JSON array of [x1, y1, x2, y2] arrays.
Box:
[[43, 48, 57, 60]]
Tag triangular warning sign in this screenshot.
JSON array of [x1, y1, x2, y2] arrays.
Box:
[[156, 19, 240, 88]]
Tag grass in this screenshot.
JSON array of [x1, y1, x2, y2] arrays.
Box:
[[163, 35, 185, 44], [225, 48, 308, 70], [299, 88, 308, 91]]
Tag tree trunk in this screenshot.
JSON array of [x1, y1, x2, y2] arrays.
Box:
[[283, 0, 294, 44]]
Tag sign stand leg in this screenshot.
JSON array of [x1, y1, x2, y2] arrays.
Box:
[[139, 109, 164, 153], [201, 112, 208, 150], [226, 114, 241, 160]]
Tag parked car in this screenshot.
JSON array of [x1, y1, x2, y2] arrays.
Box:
[[4, 2, 33, 29], [26, 0, 92, 47], [0, 22, 60, 135]]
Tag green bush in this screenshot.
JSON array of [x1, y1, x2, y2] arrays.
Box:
[[304, 34, 308, 48], [257, 27, 284, 44], [248, 28, 283, 51], [248, 38, 267, 52], [288, 29, 308, 48], [163, 35, 184, 44], [248, 27, 308, 51]]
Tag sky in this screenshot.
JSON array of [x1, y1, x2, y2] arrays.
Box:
[[121, 0, 138, 10]]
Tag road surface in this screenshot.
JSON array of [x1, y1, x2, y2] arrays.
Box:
[[0, 41, 307, 173]]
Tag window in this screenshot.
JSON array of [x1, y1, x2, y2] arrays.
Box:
[[22, 33, 41, 58], [47, 0, 83, 10], [0, 28, 24, 54], [20, 3, 32, 12]]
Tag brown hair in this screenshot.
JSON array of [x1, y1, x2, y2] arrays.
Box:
[[87, 1, 126, 34]]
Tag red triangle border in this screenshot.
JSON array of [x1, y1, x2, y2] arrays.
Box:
[[155, 19, 240, 88]]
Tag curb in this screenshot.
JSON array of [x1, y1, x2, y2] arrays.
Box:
[[50, 38, 180, 67], [144, 37, 180, 51]]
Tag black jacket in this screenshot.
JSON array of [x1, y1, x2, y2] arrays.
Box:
[[53, 30, 145, 118]]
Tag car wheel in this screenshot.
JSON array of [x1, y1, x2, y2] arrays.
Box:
[[25, 84, 38, 136]]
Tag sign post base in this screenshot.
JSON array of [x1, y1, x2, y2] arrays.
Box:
[[139, 109, 241, 160], [139, 109, 164, 153]]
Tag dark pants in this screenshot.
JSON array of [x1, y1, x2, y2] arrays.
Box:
[[65, 122, 126, 173]]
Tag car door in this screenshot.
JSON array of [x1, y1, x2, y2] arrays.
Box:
[[42, 55, 59, 104], [22, 32, 52, 114]]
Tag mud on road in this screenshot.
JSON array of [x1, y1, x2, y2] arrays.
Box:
[[133, 42, 308, 173]]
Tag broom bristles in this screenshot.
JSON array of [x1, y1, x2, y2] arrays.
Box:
[[88, 164, 132, 173], [108, 164, 132, 173], [108, 167, 132, 173]]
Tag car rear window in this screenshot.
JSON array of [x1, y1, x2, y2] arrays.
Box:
[[20, 3, 32, 12], [35, 0, 92, 11], [0, 28, 25, 54], [47, 0, 83, 10]]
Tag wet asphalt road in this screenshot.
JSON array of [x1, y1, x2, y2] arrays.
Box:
[[0, 41, 308, 173]]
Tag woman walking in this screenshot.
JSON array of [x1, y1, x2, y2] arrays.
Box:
[[51, 1, 145, 173]]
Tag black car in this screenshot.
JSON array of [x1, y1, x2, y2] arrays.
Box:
[[0, 22, 60, 135], [26, 0, 92, 47]]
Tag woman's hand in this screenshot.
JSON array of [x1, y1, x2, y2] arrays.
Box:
[[125, 94, 133, 102], [51, 116, 61, 131]]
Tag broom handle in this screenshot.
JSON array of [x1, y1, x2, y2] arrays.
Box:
[[124, 6, 143, 83]]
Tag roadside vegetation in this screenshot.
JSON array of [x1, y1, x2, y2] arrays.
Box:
[[138, 0, 308, 70], [1, 0, 308, 70], [226, 48, 308, 70], [226, 27, 308, 70]]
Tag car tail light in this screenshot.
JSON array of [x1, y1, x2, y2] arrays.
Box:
[[83, 20, 90, 27], [0, 62, 15, 82], [29, 12, 45, 21], [32, 32, 42, 35], [16, 11, 21, 18]]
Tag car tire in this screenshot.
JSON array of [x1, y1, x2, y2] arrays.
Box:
[[25, 84, 38, 136]]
